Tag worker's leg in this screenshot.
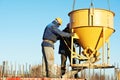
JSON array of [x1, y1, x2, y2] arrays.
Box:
[[42, 46, 55, 77], [42, 56, 46, 77], [73, 58, 79, 78], [68, 54, 79, 78], [61, 54, 67, 76]]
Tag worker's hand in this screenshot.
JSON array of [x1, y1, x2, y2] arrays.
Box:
[[71, 32, 74, 36]]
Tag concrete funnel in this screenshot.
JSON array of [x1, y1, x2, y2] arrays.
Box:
[[69, 8, 115, 57]]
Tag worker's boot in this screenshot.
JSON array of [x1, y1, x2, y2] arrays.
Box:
[[74, 73, 79, 78], [61, 66, 66, 77]]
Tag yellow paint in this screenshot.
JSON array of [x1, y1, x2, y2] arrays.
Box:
[[69, 8, 115, 56]]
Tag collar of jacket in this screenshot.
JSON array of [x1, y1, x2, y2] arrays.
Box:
[[52, 20, 60, 27]]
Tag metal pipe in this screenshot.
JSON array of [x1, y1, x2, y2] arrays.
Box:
[[72, 0, 76, 10]]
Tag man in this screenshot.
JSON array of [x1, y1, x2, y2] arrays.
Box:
[[59, 23, 79, 78], [41, 17, 71, 78]]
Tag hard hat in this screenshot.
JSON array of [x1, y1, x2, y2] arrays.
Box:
[[55, 17, 62, 25]]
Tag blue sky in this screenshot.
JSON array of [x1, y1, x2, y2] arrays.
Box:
[[0, 0, 120, 67]]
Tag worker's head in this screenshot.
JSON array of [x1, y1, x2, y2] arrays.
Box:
[[63, 23, 71, 32], [55, 17, 62, 25], [66, 23, 72, 30], [67, 23, 71, 29]]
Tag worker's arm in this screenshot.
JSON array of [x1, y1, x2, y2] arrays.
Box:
[[51, 26, 71, 37]]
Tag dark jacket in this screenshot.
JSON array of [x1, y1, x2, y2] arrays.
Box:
[[59, 26, 74, 54], [42, 21, 71, 48]]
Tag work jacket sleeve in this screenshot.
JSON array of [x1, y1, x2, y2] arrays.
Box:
[[51, 26, 71, 37]]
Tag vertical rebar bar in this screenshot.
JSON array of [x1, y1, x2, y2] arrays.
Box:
[[72, 0, 76, 10]]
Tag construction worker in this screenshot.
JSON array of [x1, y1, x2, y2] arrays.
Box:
[[59, 23, 79, 78], [41, 17, 71, 78]]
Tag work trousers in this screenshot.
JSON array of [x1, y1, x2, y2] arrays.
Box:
[[61, 53, 78, 78], [42, 46, 55, 78]]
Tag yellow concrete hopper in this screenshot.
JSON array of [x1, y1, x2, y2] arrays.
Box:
[[69, 8, 115, 58]]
